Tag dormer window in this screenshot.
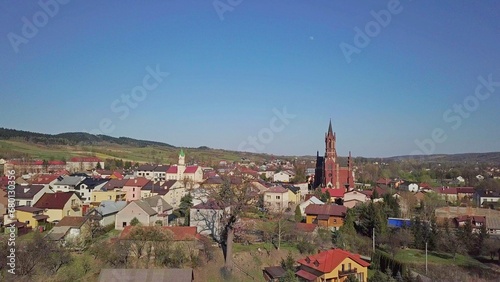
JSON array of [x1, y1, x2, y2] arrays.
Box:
[[305, 257, 311, 263], [313, 260, 320, 267]]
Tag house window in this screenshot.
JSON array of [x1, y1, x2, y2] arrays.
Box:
[[71, 199, 76, 205], [14, 201, 19, 206], [93, 196, 97, 201], [348, 263, 351, 270], [108, 195, 112, 200], [276, 196, 280, 200], [26, 201, 32, 207], [133, 188, 136, 192], [133, 194, 135, 198], [266, 195, 271, 199], [67, 210, 70, 216], [122, 222, 127, 227]]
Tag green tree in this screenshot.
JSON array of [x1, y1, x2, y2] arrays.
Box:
[[280, 252, 295, 271], [294, 205, 302, 222], [346, 274, 360, 282], [465, 218, 489, 256], [322, 190, 331, 203], [130, 217, 140, 226], [358, 202, 387, 238], [369, 271, 389, 282], [279, 270, 298, 282], [179, 193, 193, 218]]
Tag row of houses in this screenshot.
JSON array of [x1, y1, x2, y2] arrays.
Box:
[[2, 157, 104, 174]]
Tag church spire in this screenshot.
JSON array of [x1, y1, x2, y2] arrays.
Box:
[[328, 119, 333, 135]]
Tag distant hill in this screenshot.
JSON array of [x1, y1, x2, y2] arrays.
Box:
[[0, 128, 176, 148], [382, 152, 500, 165], [0, 128, 280, 164], [0, 128, 499, 165]]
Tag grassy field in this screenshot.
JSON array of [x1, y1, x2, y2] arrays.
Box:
[[394, 248, 486, 268], [0, 139, 275, 165]]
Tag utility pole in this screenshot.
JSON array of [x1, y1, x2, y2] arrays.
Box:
[[372, 228, 375, 254], [425, 241, 428, 275]]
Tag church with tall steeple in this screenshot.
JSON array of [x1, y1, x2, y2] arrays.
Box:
[[313, 120, 355, 190]]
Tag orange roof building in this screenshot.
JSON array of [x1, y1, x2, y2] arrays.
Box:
[[296, 248, 370, 282]]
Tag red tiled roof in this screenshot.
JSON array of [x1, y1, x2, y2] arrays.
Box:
[[166, 166, 178, 174], [305, 204, 346, 217], [295, 223, 317, 233], [32, 174, 59, 184], [55, 216, 87, 227], [321, 188, 345, 198], [111, 171, 124, 179], [419, 182, 431, 189], [296, 269, 318, 281], [439, 187, 458, 195], [266, 186, 288, 194], [376, 178, 391, 185], [33, 192, 76, 209], [163, 226, 199, 240], [69, 157, 101, 162], [454, 215, 486, 224], [124, 177, 149, 187], [184, 166, 199, 174], [297, 248, 370, 274], [456, 187, 475, 194]]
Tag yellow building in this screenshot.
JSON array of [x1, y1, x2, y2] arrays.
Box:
[[288, 186, 301, 205], [15, 206, 49, 228], [91, 190, 126, 204], [296, 248, 370, 282], [34, 192, 83, 222]]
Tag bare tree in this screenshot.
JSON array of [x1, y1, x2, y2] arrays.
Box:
[[204, 176, 258, 272], [264, 209, 294, 250], [17, 232, 47, 276]]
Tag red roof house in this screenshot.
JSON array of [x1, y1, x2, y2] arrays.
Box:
[[33, 192, 83, 222], [296, 248, 370, 281]]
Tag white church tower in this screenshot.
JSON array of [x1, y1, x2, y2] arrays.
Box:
[[177, 149, 186, 180]]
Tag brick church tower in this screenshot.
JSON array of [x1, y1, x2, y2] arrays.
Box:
[[324, 120, 338, 187], [313, 120, 355, 190]]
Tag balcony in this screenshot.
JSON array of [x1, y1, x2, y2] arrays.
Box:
[[338, 268, 357, 276]]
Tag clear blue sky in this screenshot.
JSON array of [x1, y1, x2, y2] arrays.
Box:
[[1, 0, 499, 157]]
